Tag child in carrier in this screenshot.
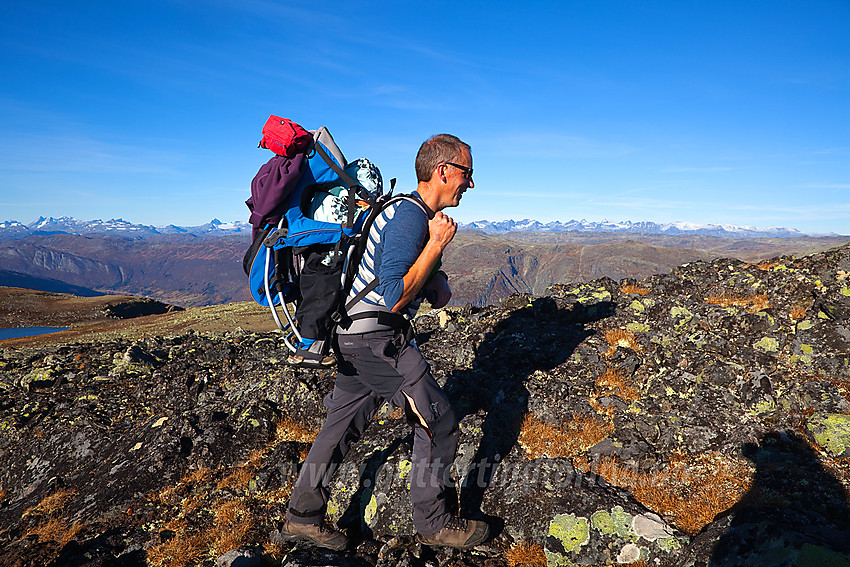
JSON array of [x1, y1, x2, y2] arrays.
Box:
[[288, 158, 384, 367]]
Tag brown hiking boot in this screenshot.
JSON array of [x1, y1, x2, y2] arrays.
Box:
[[416, 516, 489, 549], [279, 519, 349, 551]]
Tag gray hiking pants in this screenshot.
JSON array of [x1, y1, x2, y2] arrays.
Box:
[[286, 329, 459, 535]]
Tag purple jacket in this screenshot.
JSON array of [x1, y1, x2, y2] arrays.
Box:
[[246, 153, 306, 239]]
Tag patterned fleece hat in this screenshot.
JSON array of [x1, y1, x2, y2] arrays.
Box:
[[344, 158, 383, 200]]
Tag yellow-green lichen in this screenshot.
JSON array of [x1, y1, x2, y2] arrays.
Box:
[[754, 337, 779, 353], [657, 536, 684, 552], [626, 322, 650, 333], [751, 398, 776, 415], [326, 499, 339, 520], [363, 493, 378, 526], [548, 513, 590, 555], [630, 300, 645, 313], [397, 459, 412, 480], [808, 413, 850, 458], [591, 506, 633, 538]]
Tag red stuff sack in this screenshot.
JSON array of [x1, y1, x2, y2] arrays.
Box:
[[259, 115, 312, 157]]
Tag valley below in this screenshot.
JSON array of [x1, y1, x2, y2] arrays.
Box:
[[1, 230, 847, 309]]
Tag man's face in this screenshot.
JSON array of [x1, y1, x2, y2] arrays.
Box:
[[437, 149, 474, 209]]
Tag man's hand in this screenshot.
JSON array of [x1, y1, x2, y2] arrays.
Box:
[[428, 212, 457, 250], [424, 272, 451, 308], [392, 213, 457, 313]]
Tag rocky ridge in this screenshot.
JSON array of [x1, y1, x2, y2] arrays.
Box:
[[1, 244, 849, 566]]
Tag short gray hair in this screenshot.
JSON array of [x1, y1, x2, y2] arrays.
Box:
[[415, 134, 471, 182]]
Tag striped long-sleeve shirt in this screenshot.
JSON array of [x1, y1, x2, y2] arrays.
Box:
[[340, 192, 432, 333]]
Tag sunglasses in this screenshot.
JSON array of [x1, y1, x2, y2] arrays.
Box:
[[443, 162, 473, 180]]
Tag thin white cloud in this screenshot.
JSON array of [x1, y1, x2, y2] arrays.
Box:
[[800, 184, 850, 190], [477, 132, 636, 160], [660, 166, 735, 173], [0, 134, 183, 175]]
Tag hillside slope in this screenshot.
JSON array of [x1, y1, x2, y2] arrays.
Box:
[[0, 244, 848, 566], [1, 231, 846, 308]]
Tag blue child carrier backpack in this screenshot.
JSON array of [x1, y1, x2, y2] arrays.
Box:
[[244, 118, 415, 368]]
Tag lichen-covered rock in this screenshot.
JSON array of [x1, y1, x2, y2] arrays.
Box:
[[1, 243, 849, 566], [807, 413, 850, 459]]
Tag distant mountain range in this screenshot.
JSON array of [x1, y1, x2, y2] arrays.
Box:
[[0, 216, 835, 240], [0, 217, 251, 240], [462, 219, 828, 238]]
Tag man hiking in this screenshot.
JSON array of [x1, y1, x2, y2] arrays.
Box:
[[281, 133, 488, 550]]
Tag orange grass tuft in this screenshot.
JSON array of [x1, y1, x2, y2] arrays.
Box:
[[592, 452, 753, 535], [790, 302, 809, 321], [187, 463, 213, 484], [595, 368, 641, 402], [263, 538, 285, 560], [604, 328, 641, 356], [756, 261, 781, 271], [209, 499, 255, 558], [24, 489, 75, 517], [25, 516, 86, 545], [217, 465, 254, 490], [705, 292, 770, 313], [505, 540, 547, 567], [22, 490, 86, 548], [621, 283, 651, 296], [146, 531, 208, 567], [519, 414, 613, 460], [247, 447, 267, 469], [153, 482, 190, 506], [275, 417, 318, 444]]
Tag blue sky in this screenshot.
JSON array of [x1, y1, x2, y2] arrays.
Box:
[[1, 1, 848, 235]]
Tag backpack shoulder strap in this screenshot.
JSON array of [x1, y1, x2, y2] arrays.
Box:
[[339, 193, 431, 315]]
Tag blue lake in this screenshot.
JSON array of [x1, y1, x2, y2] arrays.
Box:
[[0, 327, 70, 340]]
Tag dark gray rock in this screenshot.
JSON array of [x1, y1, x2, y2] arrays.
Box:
[[1, 243, 849, 566]]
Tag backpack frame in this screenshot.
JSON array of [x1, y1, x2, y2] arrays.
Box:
[[244, 124, 417, 356]]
